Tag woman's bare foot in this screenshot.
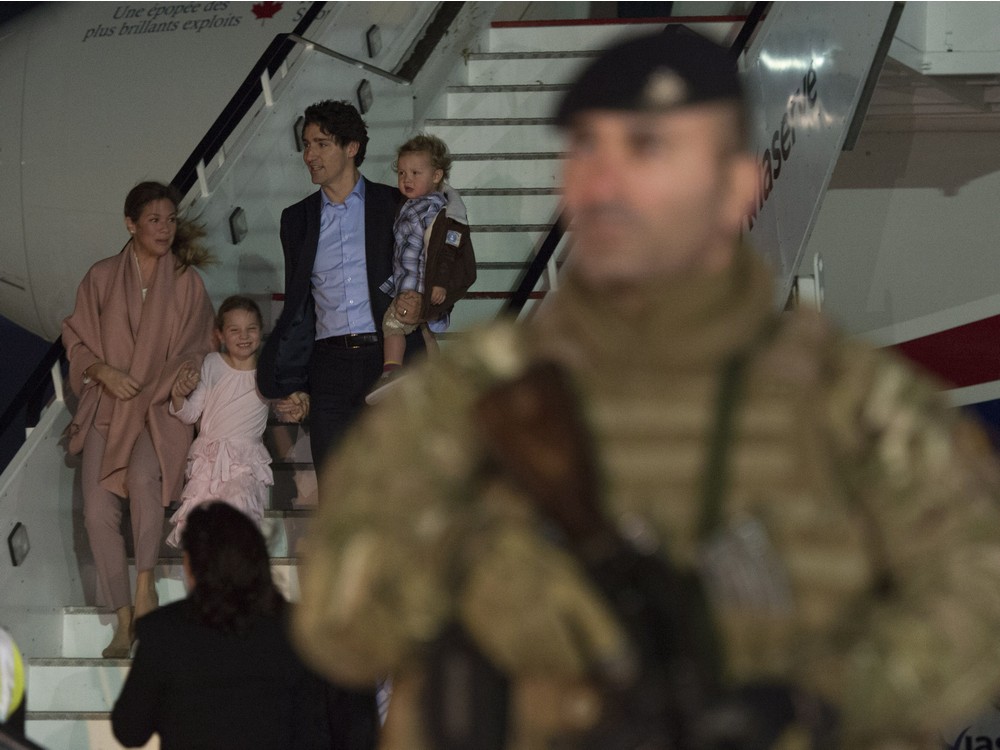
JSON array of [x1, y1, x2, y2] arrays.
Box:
[[102, 605, 134, 659], [134, 569, 159, 620]]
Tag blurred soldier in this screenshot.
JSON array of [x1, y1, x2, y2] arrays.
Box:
[[293, 29, 1000, 750]]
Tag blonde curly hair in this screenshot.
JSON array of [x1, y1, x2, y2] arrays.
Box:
[[394, 134, 452, 182]]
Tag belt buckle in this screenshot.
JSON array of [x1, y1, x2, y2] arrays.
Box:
[[346, 333, 376, 348]]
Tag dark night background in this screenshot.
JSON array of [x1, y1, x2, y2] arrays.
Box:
[[0, 316, 52, 472]]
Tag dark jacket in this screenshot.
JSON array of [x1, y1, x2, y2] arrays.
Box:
[[111, 599, 329, 750], [421, 193, 476, 322], [257, 180, 401, 398]]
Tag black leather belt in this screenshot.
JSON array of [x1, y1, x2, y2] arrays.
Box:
[[317, 333, 380, 349]]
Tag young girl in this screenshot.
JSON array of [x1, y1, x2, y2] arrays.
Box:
[[166, 296, 273, 547]]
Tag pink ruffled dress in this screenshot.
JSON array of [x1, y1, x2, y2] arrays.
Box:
[[167, 352, 273, 548]]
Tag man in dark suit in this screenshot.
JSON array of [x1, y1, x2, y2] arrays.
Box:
[[257, 99, 418, 750], [258, 99, 423, 470]]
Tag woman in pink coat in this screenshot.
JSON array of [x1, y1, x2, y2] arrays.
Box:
[[62, 181, 215, 658]]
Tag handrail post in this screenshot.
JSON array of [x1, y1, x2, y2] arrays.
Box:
[[50, 362, 64, 406], [196, 160, 210, 198], [260, 69, 274, 107], [286, 33, 412, 85], [546, 254, 560, 293]]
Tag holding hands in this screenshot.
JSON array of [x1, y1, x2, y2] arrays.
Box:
[[171, 363, 200, 410], [274, 391, 310, 423]]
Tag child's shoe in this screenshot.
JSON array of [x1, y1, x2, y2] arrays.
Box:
[[365, 368, 408, 405]]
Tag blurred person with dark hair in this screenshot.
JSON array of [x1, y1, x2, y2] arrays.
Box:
[[292, 29, 1000, 750], [111, 502, 329, 750], [62, 181, 215, 658]]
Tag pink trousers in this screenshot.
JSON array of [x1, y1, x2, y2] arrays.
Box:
[[81, 428, 164, 610]]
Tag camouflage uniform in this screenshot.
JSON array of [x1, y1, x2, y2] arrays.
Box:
[[293, 244, 1000, 749]]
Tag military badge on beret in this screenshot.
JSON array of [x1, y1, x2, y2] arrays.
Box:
[[643, 68, 689, 109]]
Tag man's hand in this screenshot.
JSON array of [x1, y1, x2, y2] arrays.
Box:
[[274, 391, 310, 423], [431, 285, 447, 305], [395, 290, 422, 326], [92, 363, 143, 401]]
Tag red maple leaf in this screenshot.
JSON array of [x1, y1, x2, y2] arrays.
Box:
[[251, 1, 283, 20]]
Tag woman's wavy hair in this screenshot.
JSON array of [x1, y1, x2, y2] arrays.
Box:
[[181, 502, 284, 636], [123, 181, 213, 270]]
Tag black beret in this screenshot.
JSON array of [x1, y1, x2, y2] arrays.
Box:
[[555, 26, 742, 126]]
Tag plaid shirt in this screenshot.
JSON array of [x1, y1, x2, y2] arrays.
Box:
[[391, 192, 447, 295]]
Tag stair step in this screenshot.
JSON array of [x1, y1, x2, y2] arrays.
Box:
[[450, 155, 562, 189], [486, 19, 741, 53], [59, 557, 303, 660], [426, 120, 562, 154], [468, 230, 554, 262], [466, 54, 594, 86], [126, 506, 314, 563], [27, 659, 131, 712], [26, 711, 158, 750], [133, 558, 300, 607], [463, 193, 560, 225], [61, 608, 122, 661], [459, 187, 560, 195], [447, 88, 567, 119]]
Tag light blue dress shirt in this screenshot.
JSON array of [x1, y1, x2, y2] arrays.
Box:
[[311, 178, 375, 339]]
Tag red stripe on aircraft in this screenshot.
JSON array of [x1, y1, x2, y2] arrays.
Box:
[[894, 314, 1000, 389]]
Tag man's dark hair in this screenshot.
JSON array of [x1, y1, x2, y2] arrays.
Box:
[[182, 502, 284, 636], [302, 99, 369, 166]]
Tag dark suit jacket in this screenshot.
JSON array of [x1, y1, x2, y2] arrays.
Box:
[[257, 179, 401, 398], [111, 599, 329, 750]]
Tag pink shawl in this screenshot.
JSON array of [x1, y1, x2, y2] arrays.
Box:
[[62, 248, 215, 505]]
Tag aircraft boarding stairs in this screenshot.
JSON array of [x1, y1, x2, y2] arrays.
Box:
[[1, 7, 891, 749]]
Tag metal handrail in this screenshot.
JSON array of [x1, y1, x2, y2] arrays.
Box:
[[286, 33, 410, 85], [172, 2, 327, 196], [0, 339, 64, 443]]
